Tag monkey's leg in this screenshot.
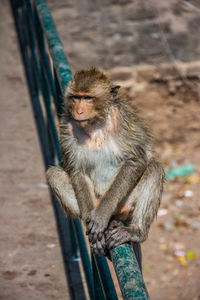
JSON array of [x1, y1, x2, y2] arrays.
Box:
[[106, 160, 164, 245], [46, 166, 80, 218], [127, 160, 165, 243]]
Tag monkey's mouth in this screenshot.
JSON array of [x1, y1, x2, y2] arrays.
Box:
[[72, 114, 104, 126], [73, 118, 90, 122]]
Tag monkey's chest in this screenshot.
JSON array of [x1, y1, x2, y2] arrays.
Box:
[[76, 139, 122, 196], [87, 149, 119, 175], [73, 124, 123, 195], [86, 150, 121, 196]]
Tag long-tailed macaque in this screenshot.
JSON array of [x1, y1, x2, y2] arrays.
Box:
[[46, 67, 164, 266]]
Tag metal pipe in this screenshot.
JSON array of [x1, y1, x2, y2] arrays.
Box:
[[111, 244, 150, 300], [34, 0, 72, 94]]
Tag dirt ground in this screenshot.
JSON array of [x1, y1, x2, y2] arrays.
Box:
[[0, 1, 200, 300]]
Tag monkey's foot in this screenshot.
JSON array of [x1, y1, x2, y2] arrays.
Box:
[[105, 226, 132, 250], [107, 219, 122, 230]]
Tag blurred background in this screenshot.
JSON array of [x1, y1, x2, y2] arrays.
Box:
[[0, 0, 200, 299]]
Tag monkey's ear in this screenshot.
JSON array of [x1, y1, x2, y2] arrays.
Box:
[[111, 85, 120, 97]]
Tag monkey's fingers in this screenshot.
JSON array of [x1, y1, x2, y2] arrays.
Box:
[[91, 246, 101, 256], [91, 231, 98, 243], [88, 222, 101, 241], [92, 229, 104, 243], [88, 231, 99, 244], [86, 218, 106, 243], [97, 232, 104, 241], [85, 217, 91, 225], [97, 238, 105, 255], [92, 237, 106, 256], [90, 242, 101, 256], [92, 232, 98, 243], [89, 232, 95, 243], [86, 220, 95, 235]]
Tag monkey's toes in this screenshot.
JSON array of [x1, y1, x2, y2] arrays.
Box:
[[105, 228, 119, 241], [106, 228, 131, 249]]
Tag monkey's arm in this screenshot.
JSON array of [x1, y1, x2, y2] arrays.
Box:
[[70, 172, 95, 221], [86, 158, 146, 241]]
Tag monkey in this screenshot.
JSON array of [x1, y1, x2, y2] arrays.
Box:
[[46, 67, 165, 267]]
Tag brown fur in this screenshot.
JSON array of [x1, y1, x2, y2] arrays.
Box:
[[46, 67, 165, 255]]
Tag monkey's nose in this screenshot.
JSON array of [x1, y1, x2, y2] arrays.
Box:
[[77, 110, 83, 115]]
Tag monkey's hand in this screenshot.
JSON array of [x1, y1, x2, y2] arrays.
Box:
[[86, 208, 110, 243]]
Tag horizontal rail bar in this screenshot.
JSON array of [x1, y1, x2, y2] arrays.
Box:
[[35, 0, 72, 93], [111, 244, 150, 300]]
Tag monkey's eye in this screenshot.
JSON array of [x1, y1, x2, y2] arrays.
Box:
[[72, 96, 81, 102], [71, 95, 95, 103], [83, 96, 95, 103]]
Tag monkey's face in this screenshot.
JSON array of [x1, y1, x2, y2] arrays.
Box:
[[69, 94, 99, 127], [65, 68, 116, 128]]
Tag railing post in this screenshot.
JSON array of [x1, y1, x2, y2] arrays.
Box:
[[72, 219, 95, 300], [91, 255, 106, 300]]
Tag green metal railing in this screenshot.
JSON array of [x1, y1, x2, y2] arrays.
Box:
[[10, 0, 150, 299]]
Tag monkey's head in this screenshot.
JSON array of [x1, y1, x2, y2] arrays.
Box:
[[65, 67, 120, 128]]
